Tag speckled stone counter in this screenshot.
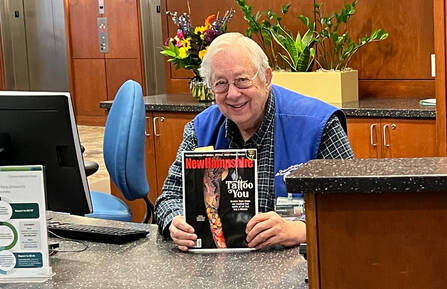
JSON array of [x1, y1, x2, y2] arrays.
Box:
[[285, 157, 447, 193], [2, 212, 308, 289], [100, 94, 436, 119]]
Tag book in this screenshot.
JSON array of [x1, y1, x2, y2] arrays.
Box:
[[182, 149, 258, 252]]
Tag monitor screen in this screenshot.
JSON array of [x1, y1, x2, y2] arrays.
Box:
[[0, 91, 93, 215]]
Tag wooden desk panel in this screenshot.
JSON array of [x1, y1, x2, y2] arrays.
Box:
[[305, 191, 447, 289]]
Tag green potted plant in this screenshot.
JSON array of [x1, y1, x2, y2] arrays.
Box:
[[236, 0, 389, 104]]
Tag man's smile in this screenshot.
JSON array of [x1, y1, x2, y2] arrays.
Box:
[[227, 101, 248, 109]]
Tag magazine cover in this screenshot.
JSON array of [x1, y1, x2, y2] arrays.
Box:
[[182, 149, 258, 252]]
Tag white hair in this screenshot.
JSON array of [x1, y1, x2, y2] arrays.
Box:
[[199, 32, 270, 88]]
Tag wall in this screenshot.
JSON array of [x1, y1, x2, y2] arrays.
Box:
[[66, 0, 145, 125], [161, 0, 435, 99]]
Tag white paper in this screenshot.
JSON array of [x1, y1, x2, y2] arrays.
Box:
[[0, 166, 51, 283]]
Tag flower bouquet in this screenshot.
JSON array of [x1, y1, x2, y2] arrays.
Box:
[[161, 9, 234, 101]]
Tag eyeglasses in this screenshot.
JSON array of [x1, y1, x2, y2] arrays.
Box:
[[211, 70, 259, 94]]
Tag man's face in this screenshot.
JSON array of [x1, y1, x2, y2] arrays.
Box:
[[210, 48, 271, 136]]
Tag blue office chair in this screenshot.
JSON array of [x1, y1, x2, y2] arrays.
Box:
[[86, 80, 153, 223]]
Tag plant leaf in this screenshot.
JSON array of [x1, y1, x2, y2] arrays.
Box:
[[277, 52, 295, 71], [270, 25, 298, 67], [281, 4, 291, 14], [296, 47, 311, 72]]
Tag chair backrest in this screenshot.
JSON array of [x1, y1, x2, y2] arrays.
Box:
[[103, 80, 148, 201]]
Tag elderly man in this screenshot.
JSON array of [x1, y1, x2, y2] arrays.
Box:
[[155, 32, 354, 251]]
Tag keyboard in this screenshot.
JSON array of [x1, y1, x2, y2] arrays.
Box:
[[47, 221, 150, 244]]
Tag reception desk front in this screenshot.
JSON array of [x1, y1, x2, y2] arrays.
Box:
[[285, 157, 447, 289]]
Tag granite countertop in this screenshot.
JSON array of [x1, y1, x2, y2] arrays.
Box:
[[4, 212, 308, 289], [100, 94, 436, 119], [285, 157, 447, 194], [339, 97, 435, 118]]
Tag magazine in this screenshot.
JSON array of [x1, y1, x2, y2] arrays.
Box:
[[182, 149, 258, 252]]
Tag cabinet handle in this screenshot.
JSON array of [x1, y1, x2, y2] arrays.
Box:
[[383, 124, 390, 147], [153, 116, 165, 137], [145, 117, 150, 136], [369, 124, 377, 147]]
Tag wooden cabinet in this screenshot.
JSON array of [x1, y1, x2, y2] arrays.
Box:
[[111, 111, 196, 222], [151, 112, 196, 195], [347, 118, 437, 158]]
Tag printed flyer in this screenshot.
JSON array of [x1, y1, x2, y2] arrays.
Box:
[[182, 149, 258, 252], [0, 166, 51, 282]]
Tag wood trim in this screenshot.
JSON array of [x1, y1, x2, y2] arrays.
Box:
[[136, 0, 146, 95], [63, 0, 75, 109], [435, 0, 447, 156], [304, 193, 321, 289], [0, 24, 4, 90]]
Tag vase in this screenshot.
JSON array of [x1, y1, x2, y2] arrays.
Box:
[[190, 77, 214, 102]]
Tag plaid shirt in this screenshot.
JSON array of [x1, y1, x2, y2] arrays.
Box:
[[154, 92, 354, 236]]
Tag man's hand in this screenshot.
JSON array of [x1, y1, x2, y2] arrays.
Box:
[[245, 211, 306, 249], [169, 215, 197, 251]]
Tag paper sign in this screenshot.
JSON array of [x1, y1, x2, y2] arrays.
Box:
[[0, 166, 51, 282]]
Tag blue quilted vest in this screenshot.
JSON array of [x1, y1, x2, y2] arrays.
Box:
[[194, 85, 346, 197]]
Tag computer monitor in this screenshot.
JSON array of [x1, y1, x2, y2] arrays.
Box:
[[0, 91, 93, 215]]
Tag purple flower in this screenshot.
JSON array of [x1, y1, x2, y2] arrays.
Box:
[[204, 29, 220, 43]]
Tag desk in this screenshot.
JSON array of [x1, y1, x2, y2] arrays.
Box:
[[3, 212, 308, 289], [286, 157, 447, 289]]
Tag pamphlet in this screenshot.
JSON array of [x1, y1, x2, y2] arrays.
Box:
[[182, 149, 258, 252], [0, 166, 51, 282]]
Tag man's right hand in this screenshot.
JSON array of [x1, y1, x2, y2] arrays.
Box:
[[169, 215, 197, 251]]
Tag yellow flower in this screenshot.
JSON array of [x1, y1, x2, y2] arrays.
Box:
[[199, 49, 207, 59], [178, 47, 188, 59], [194, 25, 208, 35], [182, 38, 191, 50]]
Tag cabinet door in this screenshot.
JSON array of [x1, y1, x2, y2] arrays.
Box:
[[106, 0, 140, 59], [144, 113, 158, 204], [105, 58, 143, 100], [381, 118, 437, 158], [72, 59, 107, 118], [153, 112, 196, 194], [347, 118, 381, 158]]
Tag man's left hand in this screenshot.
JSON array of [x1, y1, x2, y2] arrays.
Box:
[[245, 211, 306, 249]]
